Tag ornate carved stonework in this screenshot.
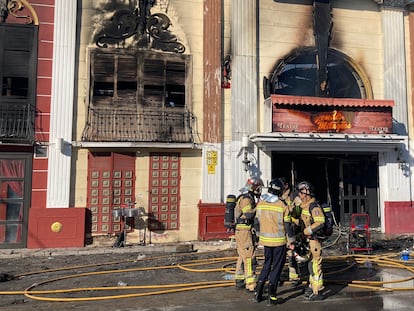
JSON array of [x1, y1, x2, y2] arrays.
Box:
[[95, 0, 185, 53], [0, 0, 39, 24]]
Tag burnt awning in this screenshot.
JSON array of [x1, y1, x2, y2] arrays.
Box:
[[249, 132, 406, 153], [271, 94, 394, 108]]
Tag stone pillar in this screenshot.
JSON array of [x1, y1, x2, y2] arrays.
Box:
[[202, 0, 223, 203], [377, 0, 408, 134], [375, 0, 412, 231], [229, 0, 259, 194], [46, 0, 77, 208]]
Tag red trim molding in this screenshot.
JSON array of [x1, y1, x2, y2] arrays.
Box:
[[271, 94, 394, 108]]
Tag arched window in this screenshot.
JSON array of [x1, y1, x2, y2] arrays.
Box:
[[268, 47, 372, 99]]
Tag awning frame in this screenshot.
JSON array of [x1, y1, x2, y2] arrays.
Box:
[[249, 132, 407, 153]]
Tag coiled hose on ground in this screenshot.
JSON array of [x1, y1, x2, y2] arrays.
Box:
[[0, 241, 413, 302]]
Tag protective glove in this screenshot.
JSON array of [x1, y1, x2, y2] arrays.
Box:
[[293, 196, 302, 206], [304, 226, 313, 236]]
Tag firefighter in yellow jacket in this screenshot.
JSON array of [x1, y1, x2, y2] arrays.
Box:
[[280, 178, 303, 287], [297, 181, 326, 301], [234, 177, 263, 291], [253, 178, 295, 305]]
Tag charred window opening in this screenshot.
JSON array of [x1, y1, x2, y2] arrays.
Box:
[[269, 47, 371, 99], [92, 54, 137, 104], [90, 49, 188, 109], [83, 48, 194, 143], [142, 59, 186, 108], [165, 61, 185, 108], [0, 24, 37, 143], [2, 77, 28, 97]]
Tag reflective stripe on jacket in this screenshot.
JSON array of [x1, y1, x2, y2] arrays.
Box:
[[300, 198, 325, 235], [255, 199, 290, 247], [235, 194, 256, 230]]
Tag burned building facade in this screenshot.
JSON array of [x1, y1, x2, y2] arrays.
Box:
[[0, 0, 413, 248]]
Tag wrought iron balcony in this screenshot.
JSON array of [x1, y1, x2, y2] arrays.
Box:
[[0, 102, 35, 143], [81, 106, 196, 143]]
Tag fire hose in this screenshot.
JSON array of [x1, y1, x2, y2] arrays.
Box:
[[1, 250, 414, 302]]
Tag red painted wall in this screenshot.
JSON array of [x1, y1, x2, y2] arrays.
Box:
[[31, 1, 55, 209], [384, 201, 414, 234], [28, 208, 86, 248]]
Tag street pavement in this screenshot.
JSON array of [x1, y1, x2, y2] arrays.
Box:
[[0, 234, 414, 310]]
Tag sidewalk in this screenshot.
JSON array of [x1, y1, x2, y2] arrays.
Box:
[[0, 229, 411, 260], [0, 239, 235, 259]]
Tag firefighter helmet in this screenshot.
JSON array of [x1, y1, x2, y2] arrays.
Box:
[[279, 177, 290, 193], [297, 181, 314, 197], [239, 177, 264, 197], [268, 178, 285, 196]]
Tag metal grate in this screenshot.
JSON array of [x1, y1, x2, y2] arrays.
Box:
[[0, 103, 35, 143], [81, 106, 195, 143]]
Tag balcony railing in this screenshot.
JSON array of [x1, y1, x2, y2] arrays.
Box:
[[81, 106, 196, 143], [0, 103, 35, 143]]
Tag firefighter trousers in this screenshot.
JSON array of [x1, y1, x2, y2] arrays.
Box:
[[287, 248, 300, 281], [258, 245, 286, 289], [235, 229, 256, 291], [308, 239, 323, 294]]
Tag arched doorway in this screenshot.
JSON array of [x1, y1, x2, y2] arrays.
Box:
[[267, 47, 380, 226]]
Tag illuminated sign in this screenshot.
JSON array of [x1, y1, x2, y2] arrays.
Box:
[[312, 110, 351, 132]]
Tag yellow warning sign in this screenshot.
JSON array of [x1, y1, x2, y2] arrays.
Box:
[[206, 151, 218, 174], [208, 164, 216, 174]]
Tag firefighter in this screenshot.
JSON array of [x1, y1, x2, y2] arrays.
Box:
[[253, 178, 295, 305], [297, 181, 326, 301], [279, 179, 303, 287], [234, 177, 263, 291]]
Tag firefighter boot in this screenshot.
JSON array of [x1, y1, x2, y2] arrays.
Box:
[[235, 279, 245, 289], [267, 283, 278, 305], [253, 280, 265, 303], [304, 286, 313, 298]]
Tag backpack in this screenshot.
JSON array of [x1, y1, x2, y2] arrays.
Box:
[[310, 202, 334, 237]]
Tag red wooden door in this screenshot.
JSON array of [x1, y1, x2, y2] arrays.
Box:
[[148, 153, 180, 231], [87, 152, 135, 234]]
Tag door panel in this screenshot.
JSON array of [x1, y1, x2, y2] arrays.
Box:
[[148, 153, 180, 231], [0, 154, 32, 248], [339, 158, 378, 227], [87, 152, 135, 234], [272, 153, 379, 227]]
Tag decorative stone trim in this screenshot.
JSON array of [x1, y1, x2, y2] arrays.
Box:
[[1, 0, 39, 25]]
